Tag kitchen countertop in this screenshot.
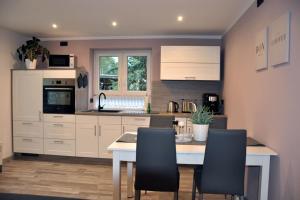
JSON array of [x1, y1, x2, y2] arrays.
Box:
[[75, 110, 227, 118]]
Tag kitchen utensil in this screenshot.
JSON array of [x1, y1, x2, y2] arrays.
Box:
[[167, 101, 179, 113], [202, 93, 220, 114], [182, 99, 197, 113]]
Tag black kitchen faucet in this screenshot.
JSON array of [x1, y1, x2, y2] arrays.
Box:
[[98, 92, 106, 111]]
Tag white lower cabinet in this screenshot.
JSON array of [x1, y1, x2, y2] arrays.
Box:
[[13, 121, 44, 154], [98, 116, 122, 159], [76, 115, 98, 158], [13, 137, 43, 154], [121, 116, 150, 134], [44, 139, 75, 156], [43, 114, 76, 156]]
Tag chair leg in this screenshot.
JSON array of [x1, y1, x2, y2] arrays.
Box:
[[198, 193, 203, 200], [192, 174, 196, 200], [135, 190, 141, 200], [174, 191, 179, 200]]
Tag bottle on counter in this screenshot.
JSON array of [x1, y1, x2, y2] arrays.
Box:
[[147, 103, 151, 114]]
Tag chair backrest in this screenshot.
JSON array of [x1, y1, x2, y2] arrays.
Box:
[[135, 127, 178, 192], [149, 115, 175, 128], [201, 129, 247, 196]]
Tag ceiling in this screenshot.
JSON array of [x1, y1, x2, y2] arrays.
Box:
[[0, 0, 255, 40]]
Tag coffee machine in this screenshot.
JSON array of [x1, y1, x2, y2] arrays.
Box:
[[202, 93, 220, 114]]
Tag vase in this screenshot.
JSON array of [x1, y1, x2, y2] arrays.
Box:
[[193, 124, 209, 141], [25, 59, 37, 69]]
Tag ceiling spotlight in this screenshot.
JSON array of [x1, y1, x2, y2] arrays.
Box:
[[177, 16, 183, 22], [112, 21, 117, 27], [52, 24, 58, 29]]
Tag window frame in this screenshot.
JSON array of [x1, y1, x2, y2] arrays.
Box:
[[93, 50, 151, 96]]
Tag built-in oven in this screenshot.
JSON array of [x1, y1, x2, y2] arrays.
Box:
[[43, 78, 75, 114]]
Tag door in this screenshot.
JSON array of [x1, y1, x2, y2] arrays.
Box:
[[13, 71, 43, 121], [76, 116, 98, 158]]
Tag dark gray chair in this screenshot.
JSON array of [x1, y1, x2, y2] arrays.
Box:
[[135, 127, 179, 200], [192, 129, 247, 200], [149, 115, 175, 128]]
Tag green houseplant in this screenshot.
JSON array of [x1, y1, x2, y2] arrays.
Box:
[[16, 37, 50, 69], [190, 106, 213, 141]]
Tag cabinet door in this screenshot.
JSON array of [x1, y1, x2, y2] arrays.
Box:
[[161, 46, 220, 63], [160, 63, 220, 81], [76, 115, 98, 158], [76, 123, 98, 158], [13, 71, 43, 121], [99, 124, 122, 158], [122, 125, 149, 133]]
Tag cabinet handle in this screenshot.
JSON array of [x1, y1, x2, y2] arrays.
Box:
[[53, 116, 63, 118], [98, 125, 101, 136], [54, 140, 64, 144], [122, 126, 125, 134], [22, 138, 32, 142], [134, 118, 146, 121], [184, 76, 196, 80], [53, 123, 64, 127], [22, 122, 33, 125], [94, 125, 97, 136], [39, 111, 42, 121]]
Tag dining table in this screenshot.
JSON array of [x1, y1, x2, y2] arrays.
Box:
[[107, 133, 277, 200]]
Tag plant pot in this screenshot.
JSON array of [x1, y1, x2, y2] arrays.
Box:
[[25, 59, 37, 69], [193, 124, 209, 141]]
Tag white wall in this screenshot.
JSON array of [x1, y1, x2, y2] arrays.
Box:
[[224, 0, 300, 199], [0, 27, 27, 158]]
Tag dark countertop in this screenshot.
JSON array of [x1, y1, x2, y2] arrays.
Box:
[[75, 110, 227, 118]]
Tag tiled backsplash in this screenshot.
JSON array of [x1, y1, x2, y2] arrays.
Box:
[[151, 81, 222, 112]]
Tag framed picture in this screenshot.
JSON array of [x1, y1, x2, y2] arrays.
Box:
[[269, 12, 290, 66], [255, 27, 268, 71]]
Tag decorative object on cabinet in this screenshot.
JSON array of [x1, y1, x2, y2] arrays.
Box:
[[16, 37, 50, 69], [190, 106, 213, 141], [255, 27, 268, 71], [269, 12, 290, 66]]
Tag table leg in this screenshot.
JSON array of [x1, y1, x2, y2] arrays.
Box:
[[258, 157, 270, 200], [127, 162, 134, 198], [113, 152, 121, 200]]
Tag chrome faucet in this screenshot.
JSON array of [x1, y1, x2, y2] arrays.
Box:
[[98, 92, 106, 111]]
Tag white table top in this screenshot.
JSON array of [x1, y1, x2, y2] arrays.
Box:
[[108, 141, 277, 156]]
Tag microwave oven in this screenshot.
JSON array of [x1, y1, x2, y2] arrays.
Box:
[[48, 54, 76, 68]]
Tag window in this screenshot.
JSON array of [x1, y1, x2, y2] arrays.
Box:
[[94, 51, 151, 96]]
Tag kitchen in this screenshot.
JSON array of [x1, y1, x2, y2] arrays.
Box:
[[0, 0, 299, 200]]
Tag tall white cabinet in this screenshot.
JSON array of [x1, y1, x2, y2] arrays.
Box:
[[12, 70, 44, 154]]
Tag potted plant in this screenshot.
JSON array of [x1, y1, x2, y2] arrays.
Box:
[[190, 106, 213, 141], [16, 37, 50, 69]]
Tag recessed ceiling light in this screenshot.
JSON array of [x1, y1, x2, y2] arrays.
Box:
[[52, 24, 58, 29], [112, 21, 117, 27], [177, 16, 183, 22]]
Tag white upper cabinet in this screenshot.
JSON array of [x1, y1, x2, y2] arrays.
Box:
[[160, 46, 220, 81], [13, 71, 43, 121]]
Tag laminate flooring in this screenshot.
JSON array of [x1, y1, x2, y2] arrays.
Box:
[[0, 157, 227, 200]]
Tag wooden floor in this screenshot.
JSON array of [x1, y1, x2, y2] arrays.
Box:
[[0, 156, 226, 200]]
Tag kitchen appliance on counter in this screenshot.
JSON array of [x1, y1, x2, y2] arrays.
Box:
[[43, 78, 75, 114], [181, 99, 197, 113], [167, 101, 179, 113], [48, 54, 76, 68], [202, 93, 220, 114]]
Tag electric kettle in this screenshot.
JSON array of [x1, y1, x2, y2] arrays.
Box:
[[167, 101, 179, 113], [182, 99, 197, 113]]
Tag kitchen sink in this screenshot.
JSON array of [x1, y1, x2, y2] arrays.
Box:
[[82, 109, 122, 113]]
